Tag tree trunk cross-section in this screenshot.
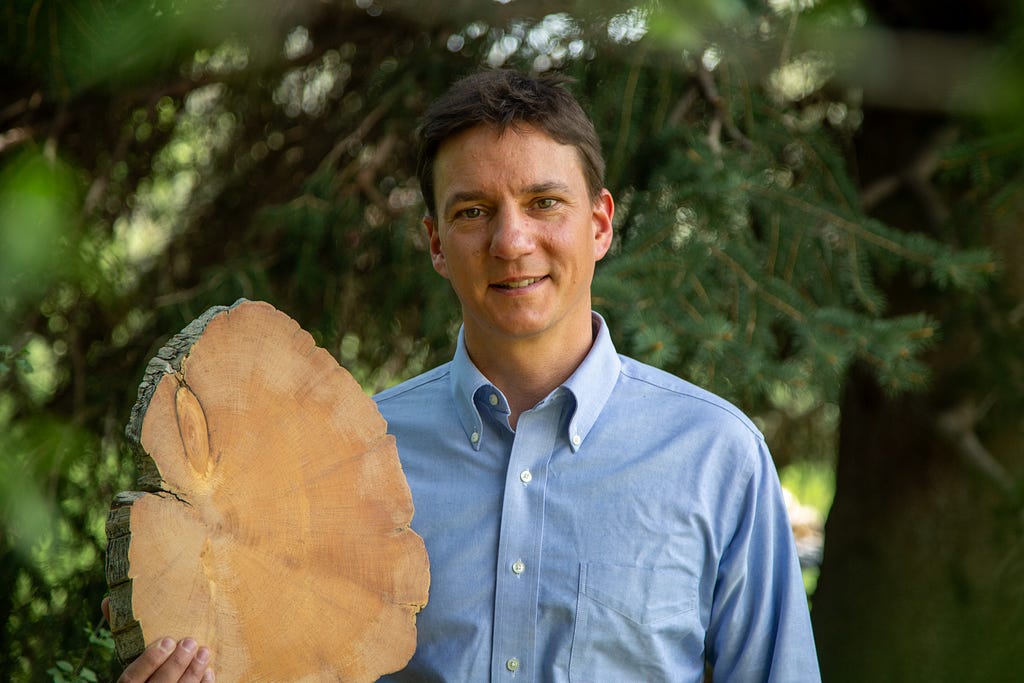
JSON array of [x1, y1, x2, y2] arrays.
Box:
[[105, 299, 429, 682]]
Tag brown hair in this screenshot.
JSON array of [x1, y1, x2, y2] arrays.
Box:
[[416, 69, 606, 217]]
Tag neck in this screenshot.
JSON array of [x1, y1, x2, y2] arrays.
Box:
[[464, 319, 595, 429]]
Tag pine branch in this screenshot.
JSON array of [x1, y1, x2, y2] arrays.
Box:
[[753, 185, 932, 265], [710, 246, 805, 322], [608, 55, 643, 189], [846, 238, 879, 314]]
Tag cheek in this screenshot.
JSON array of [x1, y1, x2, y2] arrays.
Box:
[[448, 234, 489, 263], [565, 234, 599, 266]]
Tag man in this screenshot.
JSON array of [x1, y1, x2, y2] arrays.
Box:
[[111, 69, 820, 682]]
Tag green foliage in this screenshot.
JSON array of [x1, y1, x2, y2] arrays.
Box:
[[584, 22, 997, 408], [47, 623, 112, 682], [0, 149, 82, 340], [0, 344, 32, 376], [1, 0, 300, 98], [48, 659, 97, 683], [780, 459, 835, 595]]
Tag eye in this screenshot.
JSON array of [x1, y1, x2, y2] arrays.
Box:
[[457, 207, 485, 219], [535, 197, 557, 209]]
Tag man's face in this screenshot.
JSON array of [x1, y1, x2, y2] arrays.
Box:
[[425, 124, 614, 351]]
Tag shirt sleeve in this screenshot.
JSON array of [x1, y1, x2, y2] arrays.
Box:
[[706, 440, 822, 682]]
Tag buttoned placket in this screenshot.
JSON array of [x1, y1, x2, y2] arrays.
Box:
[[489, 396, 563, 680]]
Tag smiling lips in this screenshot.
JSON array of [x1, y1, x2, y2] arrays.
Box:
[[493, 276, 546, 290]]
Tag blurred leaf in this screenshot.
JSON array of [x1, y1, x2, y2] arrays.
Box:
[[0, 150, 79, 317]]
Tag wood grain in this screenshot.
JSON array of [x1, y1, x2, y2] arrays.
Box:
[[106, 299, 429, 682]]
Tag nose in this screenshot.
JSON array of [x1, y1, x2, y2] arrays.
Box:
[[489, 205, 535, 260]]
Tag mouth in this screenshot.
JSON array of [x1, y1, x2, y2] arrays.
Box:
[[492, 276, 545, 290]]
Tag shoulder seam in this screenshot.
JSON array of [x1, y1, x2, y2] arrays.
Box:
[[374, 364, 452, 403], [618, 361, 764, 442]]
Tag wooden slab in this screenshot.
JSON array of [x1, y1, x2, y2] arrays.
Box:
[[105, 299, 429, 682]]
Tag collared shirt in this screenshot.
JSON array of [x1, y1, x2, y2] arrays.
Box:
[[374, 314, 821, 682]]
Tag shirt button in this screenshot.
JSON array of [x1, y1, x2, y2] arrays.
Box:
[[489, 393, 499, 406], [571, 434, 582, 447], [470, 431, 480, 444], [519, 469, 532, 484], [511, 560, 525, 575], [506, 657, 520, 672]]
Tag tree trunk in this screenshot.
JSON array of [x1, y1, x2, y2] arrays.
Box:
[[105, 300, 429, 682], [814, 365, 1024, 682], [812, 101, 1024, 681]]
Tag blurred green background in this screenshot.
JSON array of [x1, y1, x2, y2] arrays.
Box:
[[2, 0, 1023, 680]]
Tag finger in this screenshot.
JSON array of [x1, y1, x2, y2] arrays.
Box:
[[147, 638, 204, 683], [117, 637, 177, 683], [179, 645, 213, 683]]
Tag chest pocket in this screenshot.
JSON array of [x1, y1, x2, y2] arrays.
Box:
[[569, 562, 705, 682]]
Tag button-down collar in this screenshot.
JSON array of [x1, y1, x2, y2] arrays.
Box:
[[450, 312, 622, 452]]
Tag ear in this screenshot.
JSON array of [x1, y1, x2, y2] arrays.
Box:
[[591, 189, 614, 261], [424, 215, 450, 279]]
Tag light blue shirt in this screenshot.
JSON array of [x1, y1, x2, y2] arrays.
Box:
[[374, 314, 820, 682]]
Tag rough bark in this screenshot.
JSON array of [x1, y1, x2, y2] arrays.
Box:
[[105, 299, 429, 682], [815, 364, 1024, 682]]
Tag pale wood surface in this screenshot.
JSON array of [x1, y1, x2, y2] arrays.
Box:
[[106, 299, 429, 682]]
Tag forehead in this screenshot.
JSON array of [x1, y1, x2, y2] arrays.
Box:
[[432, 124, 587, 198]]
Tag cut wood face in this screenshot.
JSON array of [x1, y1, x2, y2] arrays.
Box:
[[106, 300, 429, 682]]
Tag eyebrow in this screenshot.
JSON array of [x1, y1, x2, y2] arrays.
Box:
[[441, 181, 573, 217], [524, 181, 572, 197], [442, 191, 487, 217]]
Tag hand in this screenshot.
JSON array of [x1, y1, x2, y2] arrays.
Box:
[[102, 597, 215, 683]]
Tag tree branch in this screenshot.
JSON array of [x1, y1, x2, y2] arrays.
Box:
[[0, 126, 33, 154], [0, 91, 44, 127], [695, 62, 753, 152], [859, 125, 959, 230], [317, 82, 405, 175], [937, 396, 1016, 499], [710, 246, 805, 322], [354, 132, 400, 217]]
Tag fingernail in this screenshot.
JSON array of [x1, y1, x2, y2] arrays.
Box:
[[196, 647, 210, 665], [203, 668, 216, 682], [181, 638, 197, 653], [159, 638, 176, 653]]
